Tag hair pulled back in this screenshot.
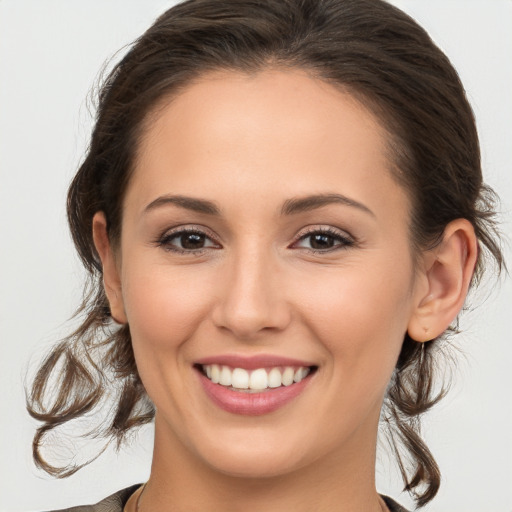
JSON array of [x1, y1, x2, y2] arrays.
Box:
[[27, 0, 503, 507]]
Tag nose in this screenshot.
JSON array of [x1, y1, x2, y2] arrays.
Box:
[[211, 246, 292, 340]]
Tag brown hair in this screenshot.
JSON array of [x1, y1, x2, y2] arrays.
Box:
[[27, 0, 503, 507]]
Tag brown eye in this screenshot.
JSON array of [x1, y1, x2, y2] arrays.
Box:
[[180, 232, 207, 249], [309, 233, 337, 250], [294, 228, 354, 252], [157, 228, 219, 253]]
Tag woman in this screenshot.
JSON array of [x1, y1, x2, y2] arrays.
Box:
[[24, 0, 504, 511]]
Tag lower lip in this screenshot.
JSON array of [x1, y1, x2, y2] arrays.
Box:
[[197, 370, 313, 416]]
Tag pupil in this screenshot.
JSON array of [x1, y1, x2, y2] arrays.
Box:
[[311, 234, 334, 249], [181, 233, 204, 249]]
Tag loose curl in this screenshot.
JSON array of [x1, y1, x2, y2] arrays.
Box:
[[27, 0, 504, 508]]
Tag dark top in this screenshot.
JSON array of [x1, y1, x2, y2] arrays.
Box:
[[46, 485, 410, 511]]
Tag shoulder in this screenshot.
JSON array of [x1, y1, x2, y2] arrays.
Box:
[[43, 484, 141, 512], [44, 487, 405, 512], [381, 495, 410, 512]]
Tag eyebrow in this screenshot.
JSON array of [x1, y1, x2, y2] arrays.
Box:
[[143, 193, 374, 217], [280, 193, 375, 217], [144, 195, 221, 215]]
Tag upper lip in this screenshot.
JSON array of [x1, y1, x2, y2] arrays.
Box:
[[194, 354, 316, 370]]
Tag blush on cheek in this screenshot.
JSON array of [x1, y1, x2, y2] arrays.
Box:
[[297, 267, 409, 366], [122, 270, 214, 351]]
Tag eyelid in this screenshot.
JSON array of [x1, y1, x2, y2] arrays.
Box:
[[160, 224, 220, 240], [291, 225, 355, 251], [153, 224, 355, 254], [155, 225, 222, 253]]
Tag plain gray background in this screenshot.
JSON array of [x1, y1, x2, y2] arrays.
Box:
[[0, 1, 510, 511]]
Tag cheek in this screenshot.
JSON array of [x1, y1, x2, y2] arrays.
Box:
[[118, 260, 219, 416], [294, 261, 413, 376], [312, 275, 411, 433], [120, 260, 216, 350]]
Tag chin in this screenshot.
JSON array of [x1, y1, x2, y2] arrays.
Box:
[[181, 422, 313, 479], [205, 447, 309, 479]]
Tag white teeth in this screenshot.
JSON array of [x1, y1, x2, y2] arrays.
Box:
[[294, 367, 309, 382], [249, 368, 268, 390], [231, 368, 249, 389], [202, 364, 312, 390], [210, 364, 220, 383], [282, 367, 295, 386], [219, 366, 232, 386], [268, 367, 282, 388]]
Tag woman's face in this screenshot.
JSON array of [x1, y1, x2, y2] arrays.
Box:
[[112, 69, 427, 478]]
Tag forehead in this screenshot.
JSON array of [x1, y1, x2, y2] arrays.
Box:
[[128, 68, 407, 220], [141, 68, 390, 160]]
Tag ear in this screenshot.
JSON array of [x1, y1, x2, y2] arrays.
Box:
[[407, 219, 478, 342], [92, 211, 128, 324]]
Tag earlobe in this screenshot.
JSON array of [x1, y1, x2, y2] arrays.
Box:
[[407, 219, 478, 342], [92, 212, 128, 324]]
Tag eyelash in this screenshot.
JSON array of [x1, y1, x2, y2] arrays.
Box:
[[294, 227, 355, 253], [155, 228, 218, 255], [154, 226, 355, 255]]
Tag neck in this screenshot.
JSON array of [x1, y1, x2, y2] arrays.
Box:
[[137, 413, 385, 512]]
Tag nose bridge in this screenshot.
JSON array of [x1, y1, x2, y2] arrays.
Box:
[[213, 240, 290, 338]]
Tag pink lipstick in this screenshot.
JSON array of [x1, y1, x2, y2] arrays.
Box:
[[194, 354, 316, 415]]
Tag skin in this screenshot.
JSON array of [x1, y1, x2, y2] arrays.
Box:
[[93, 69, 478, 512]]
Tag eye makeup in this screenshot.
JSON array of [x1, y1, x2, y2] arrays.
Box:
[[152, 224, 355, 256]]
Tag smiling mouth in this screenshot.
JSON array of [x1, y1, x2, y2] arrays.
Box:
[[196, 364, 317, 393]]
